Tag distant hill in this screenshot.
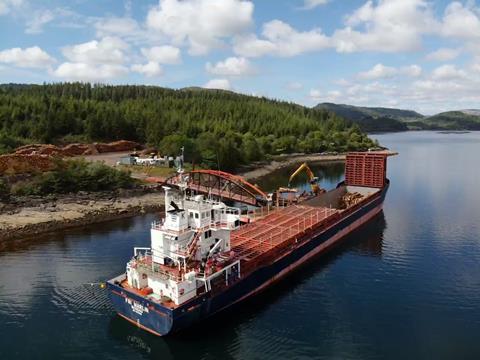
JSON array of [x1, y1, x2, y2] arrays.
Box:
[[314, 103, 422, 132], [460, 109, 480, 116], [352, 116, 409, 133], [420, 111, 480, 130], [315, 103, 424, 122], [315, 103, 480, 131]]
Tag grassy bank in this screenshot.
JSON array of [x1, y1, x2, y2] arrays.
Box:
[[1, 158, 135, 199]]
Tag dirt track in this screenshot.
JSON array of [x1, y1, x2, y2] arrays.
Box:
[[239, 154, 346, 180], [80, 151, 131, 166]]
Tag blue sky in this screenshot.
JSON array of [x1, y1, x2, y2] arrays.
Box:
[[0, 0, 479, 114]]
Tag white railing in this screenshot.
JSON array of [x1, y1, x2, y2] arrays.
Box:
[[244, 205, 275, 222], [134, 247, 151, 257], [151, 219, 165, 230], [197, 260, 241, 292], [133, 255, 183, 282]]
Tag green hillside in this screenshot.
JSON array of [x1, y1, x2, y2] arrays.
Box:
[[420, 111, 480, 130], [0, 83, 377, 171], [315, 102, 423, 121], [315, 103, 421, 132], [315, 103, 480, 131]]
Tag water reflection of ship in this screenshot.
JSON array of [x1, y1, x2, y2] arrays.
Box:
[[108, 311, 238, 360], [108, 211, 388, 358], [343, 210, 386, 257]]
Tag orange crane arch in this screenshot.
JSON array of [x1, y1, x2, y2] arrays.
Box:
[[190, 170, 268, 198], [159, 169, 268, 206]]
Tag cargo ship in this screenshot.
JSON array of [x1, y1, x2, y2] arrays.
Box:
[[107, 152, 391, 336]]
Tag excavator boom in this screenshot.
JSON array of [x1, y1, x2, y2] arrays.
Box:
[[288, 162, 323, 194]]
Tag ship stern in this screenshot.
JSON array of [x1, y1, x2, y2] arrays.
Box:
[[107, 274, 174, 336]]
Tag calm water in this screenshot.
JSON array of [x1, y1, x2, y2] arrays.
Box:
[[1, 131, 480, 359]]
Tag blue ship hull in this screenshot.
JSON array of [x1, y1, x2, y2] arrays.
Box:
[[107, 183, 388, 336]]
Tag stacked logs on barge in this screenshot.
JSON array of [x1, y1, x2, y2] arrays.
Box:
[[339, 192, 364, 209]]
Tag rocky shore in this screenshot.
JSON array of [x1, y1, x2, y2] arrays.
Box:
[[0, 188, 165, 242]]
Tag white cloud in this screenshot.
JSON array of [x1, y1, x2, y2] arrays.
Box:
[[334, 78, 352, 87], [121, 45, 181, 79], [309, 88, 342, 103], [425, 47, 461, 62], [345, 84, 361, 96], [146, 0, 254, 55], [0, 0, 23, 15], [94, 17, 141, 38], [233, 34, 276, 58], [54, 36, 131, 81], [358, 63, 397, 80], [358, 63, 422, 80], [286, 81, 303, 90], [234, 19, 329, 57], [326, 90, 342, 101], [0, 46, 55, 68], [141, 45, 181, 65], [53, 62, 128, 81], [401, 64, 422, 77], [441, 2, 480, 41], [471, 59, 480, 73], [92, 15, 167, 45], [131, 61, 163, 77], [203, 78, 231, 90], [315, 80, 408, 109], [24, 8, 83, 34], [62, 37, 128, 65], [309, 88, 322, 101], [333, 0, 437, 53], [431, 64, 466, 80], [302, 0, 328, 10], [206, 56, 254, 76], [409, 74, 480, 113], [322, 61, 480, 114], [25, 9, 54, 34]]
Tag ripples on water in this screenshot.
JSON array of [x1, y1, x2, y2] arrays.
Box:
[[1, 131, 480, 359]]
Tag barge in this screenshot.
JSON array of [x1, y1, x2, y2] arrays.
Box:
[[107, 152, 390, 336]]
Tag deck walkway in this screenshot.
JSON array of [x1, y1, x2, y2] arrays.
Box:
[[231, 205, 338, 261]]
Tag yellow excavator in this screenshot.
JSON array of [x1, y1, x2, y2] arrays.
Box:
[[288, 162, 323, 195]]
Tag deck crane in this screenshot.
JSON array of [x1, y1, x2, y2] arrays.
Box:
[[288, 162, 324, 195]]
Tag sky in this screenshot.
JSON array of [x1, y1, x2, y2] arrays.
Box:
[[0, 0, 479, 115]]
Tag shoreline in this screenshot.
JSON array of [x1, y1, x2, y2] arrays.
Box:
[[0, 153, 345, 242], [0, 191, 165, 243], [239, 153, 346, 181]]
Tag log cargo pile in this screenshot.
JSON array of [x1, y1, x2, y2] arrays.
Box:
[[0, 154, 54, 175], [14, 140, 142, 157], [339, 192, 364, 209]]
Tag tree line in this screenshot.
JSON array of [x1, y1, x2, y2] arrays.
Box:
[[0, 83, 378, 170]]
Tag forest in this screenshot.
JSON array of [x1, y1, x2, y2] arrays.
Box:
[[0, 83, 378, 170]]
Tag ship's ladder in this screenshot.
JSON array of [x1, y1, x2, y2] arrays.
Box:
[[186, 231, 202, 258]]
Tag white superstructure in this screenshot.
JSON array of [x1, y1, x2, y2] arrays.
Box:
[[125, 176, 242, 306]]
